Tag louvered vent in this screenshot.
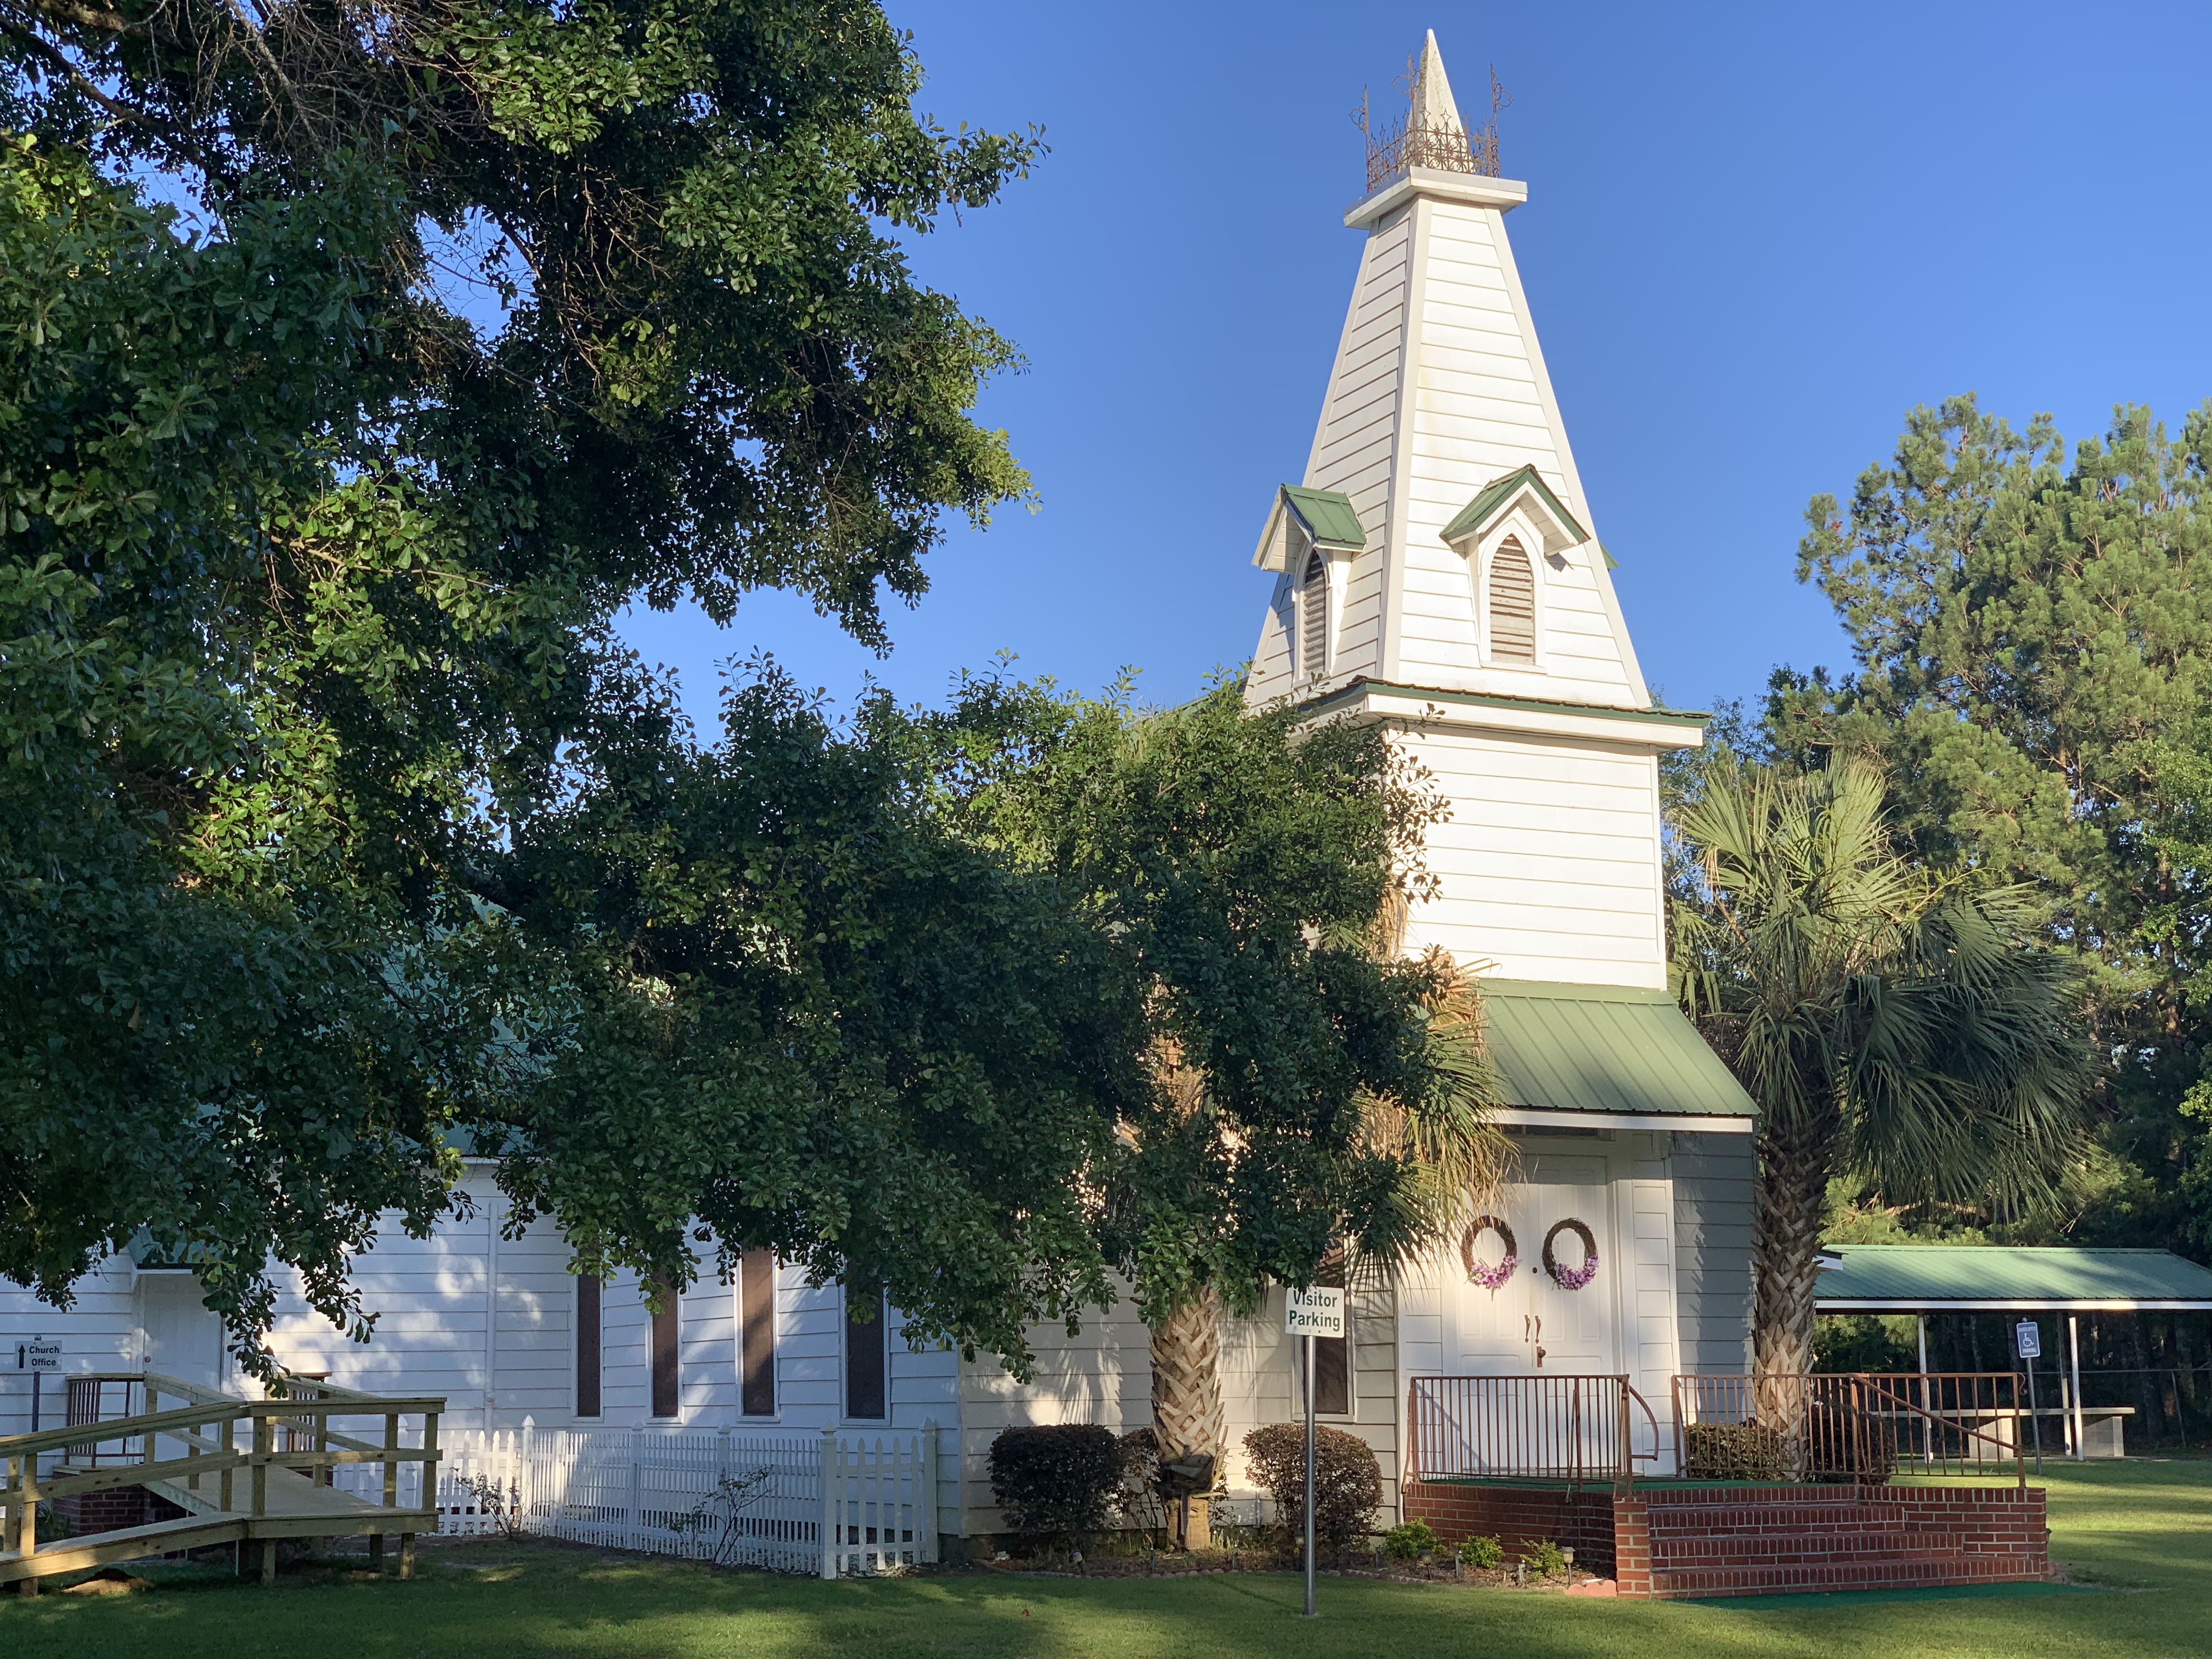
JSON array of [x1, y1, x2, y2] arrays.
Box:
[[1488, 538, 1537, 664], [1301, 551, 1329, 676]]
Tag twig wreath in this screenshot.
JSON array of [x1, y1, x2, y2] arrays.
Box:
[[1541, 1219, 1600, 1291], [1460, 1216, 1519, 1293]]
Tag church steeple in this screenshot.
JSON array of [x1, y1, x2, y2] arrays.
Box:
[[1247, 35, 1650, 714], [1408, 29, 1463, 138]]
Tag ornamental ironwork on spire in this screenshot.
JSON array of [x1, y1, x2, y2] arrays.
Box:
[[1358, 30, 1510, 191]]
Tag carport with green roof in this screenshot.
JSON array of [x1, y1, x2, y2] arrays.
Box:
[[1816, 1244, 2212, 1459]]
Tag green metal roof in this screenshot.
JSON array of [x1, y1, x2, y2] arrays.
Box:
[[1439, 465, 1590, 548], [1279, 485, 1367, 550], [1816, 1245, 2212, 1311], [1477, 979, 1756, 1122]]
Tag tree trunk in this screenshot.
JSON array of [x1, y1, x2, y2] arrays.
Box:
[[1150, 1285, 1223, 1549], [1750, 1123, 1829, 1381]]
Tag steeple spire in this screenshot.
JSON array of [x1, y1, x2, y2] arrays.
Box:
[[1245, 35, 1652, 715], [1408, 29, 1463, 138]]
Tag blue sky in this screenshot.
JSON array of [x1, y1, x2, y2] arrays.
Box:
[[622, 1, 2212, 730]]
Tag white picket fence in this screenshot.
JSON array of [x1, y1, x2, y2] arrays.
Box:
[[334, 1424, 938, 1577]]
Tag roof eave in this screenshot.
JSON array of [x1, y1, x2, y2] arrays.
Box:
[[1497, 1107, 1753, 1134]]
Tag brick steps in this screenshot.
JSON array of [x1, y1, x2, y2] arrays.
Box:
[[1403, 1480, 2049, 1599], [1638, 1486, 2048, 1598]]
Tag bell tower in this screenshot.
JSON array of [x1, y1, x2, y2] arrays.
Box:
[[1245, 33, 1702, 990]]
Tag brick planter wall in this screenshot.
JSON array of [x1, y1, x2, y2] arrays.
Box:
[[1399, 1482, 1622, 1577], [1403, 1479, 2049, 1599]]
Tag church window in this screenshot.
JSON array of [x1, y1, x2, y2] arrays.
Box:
[[845, 1286, 888, 1420], [649, 1279, 680, 1419], [574, 1272, 602, 1419], [1300, 550, 1329, 677], [739, 1248, 777, 1418], [1488, 538, 1537, 664]]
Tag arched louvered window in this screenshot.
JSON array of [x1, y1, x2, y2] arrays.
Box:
[[1488, 537, 1537, 664], [1300, 550, 1329, 677]]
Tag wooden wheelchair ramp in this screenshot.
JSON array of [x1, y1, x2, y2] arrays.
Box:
[[2, 1372, 443, 1593]]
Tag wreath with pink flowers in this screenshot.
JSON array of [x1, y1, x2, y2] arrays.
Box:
[[1461, 1216, 1519, 1293], [1542, 1219, 1600, 1291]]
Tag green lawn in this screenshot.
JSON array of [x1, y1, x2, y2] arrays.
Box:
[[6, 1459, 2208, 1659]]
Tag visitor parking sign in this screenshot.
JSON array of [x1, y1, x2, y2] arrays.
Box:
[[1284, 1286, 1345, 1339]]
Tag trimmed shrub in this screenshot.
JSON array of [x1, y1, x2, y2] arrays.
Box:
[[1242, 1422, 1382, 1553], [1382, 1519, 1439, 1562], [1682, 1420, 1790, 1481], [1457, 1533, 1504, 1569], [988, 1425, 1124, 1546]]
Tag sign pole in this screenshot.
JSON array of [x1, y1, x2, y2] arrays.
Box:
[[1284, 1285, 1340, 1619], [2016, 1319, 2044, 1476], [1304, 1331, 1317, 1618]]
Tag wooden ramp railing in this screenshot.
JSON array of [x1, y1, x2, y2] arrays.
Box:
[[2, 1372, 443, 1594]]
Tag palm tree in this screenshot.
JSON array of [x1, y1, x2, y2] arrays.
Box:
[[1141, 916, 1510, 1542], [1670, 759, 2092, 1379]]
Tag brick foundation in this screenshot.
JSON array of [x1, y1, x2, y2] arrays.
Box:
[[53, 1483, 190, 1537], [1403, 1480, 2049, 1599], [1398, 1481, 1623, 1577]]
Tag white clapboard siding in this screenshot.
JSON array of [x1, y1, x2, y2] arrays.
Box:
[[956, 1290, 1150, 1535], [1624, 1177, 1684, 1474], [0, 1257, 138, 1439], [1395, 725, 1666, 986]]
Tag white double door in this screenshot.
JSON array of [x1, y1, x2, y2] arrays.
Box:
[[1435, 1161, 1624, 1474], [1450, 1160, 1621, 1379]]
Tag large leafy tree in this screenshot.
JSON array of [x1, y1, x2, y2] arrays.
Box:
[[1672, 759, 2092, 1377], [479, 667, 1142, 1372], [0, 3, 1047, 1360], [1770, 395, 2212, 1251], [462, 672, 1502, 1386], [972, 683, 1507, 1483]]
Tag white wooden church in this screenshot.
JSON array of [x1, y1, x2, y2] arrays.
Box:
[[3, 35, 1757, 1555]]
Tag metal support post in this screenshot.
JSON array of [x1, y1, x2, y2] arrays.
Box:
[[2068, 1316, 2085, 1461], [1303, 1333, 1317, 1619]]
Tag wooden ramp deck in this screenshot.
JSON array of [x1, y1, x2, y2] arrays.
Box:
[[2, 1373, 443, 1593]]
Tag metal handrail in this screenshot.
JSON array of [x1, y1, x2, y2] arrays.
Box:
[[1407, 1373, 1647, 1494], [1673, 1372, 2029, 1490]]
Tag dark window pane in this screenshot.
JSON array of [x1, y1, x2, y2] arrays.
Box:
[[650, 1281, 680, 1419], [845, 1288, 887, 1420], [1314, 1331, 1350, 1415], [740, 1249, 776, 1417], [575, 1274, 602, 1419]]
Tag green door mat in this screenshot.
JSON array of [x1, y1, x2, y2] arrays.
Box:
[[1697, 1581, 2105, 1610]]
